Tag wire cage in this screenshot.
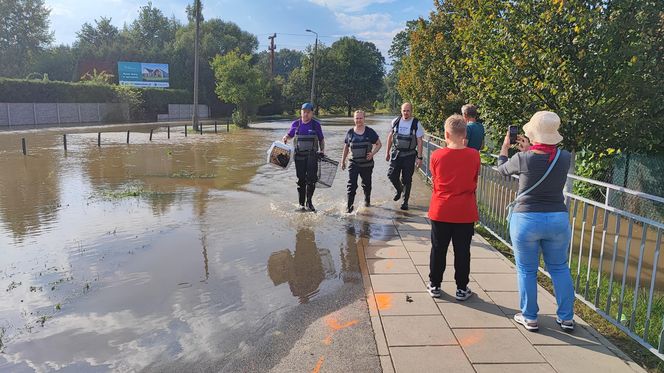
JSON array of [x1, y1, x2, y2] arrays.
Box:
[[317, 155, 339, 188]]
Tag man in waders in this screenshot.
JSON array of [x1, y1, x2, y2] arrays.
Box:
[[283, 102, 325, 212], [385, 102, 424, 210], [341, 110, 382, 213]]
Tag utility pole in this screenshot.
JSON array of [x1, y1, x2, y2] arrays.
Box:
[[192, 0, 201, 131], [268, 33, 276, 76], [305, 29, 318, 108]]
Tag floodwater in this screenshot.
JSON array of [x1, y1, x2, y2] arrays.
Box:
[[0, 117, 431, 372]]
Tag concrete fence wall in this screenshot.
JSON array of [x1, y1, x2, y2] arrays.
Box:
[[0, 103, 129, 127], [157, 104, 210, 121]]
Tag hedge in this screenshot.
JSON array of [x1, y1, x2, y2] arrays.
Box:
[[0, 78, 194, 121]]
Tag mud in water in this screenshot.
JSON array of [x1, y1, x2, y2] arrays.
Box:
[[0, 117, 431, 372]]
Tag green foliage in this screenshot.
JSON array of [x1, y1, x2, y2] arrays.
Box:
[[0, 0, 53, 78], [397, 0, 664, 154], [80, 69, 115, 84], [211, 50, 269, 127], [325, 37, 385, 116], [0, 78, 190, 121], [0, 78, 118, 103]]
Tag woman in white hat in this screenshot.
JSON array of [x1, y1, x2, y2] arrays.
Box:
[[497, 111, 575, 333]]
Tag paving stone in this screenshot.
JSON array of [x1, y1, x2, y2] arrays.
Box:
[[396, 221, 430, 231], [409, 251, 430, 265], [472, 273, 518, 291], [371, 315, 389, 356], [434, 282, 492, 304], [403, 241, 431, 252], [511, 315, 600, 346], [370, 274, 426, 293], [455, 329, 545, 363], [473, 363, 556, 373], [484, 289, 560, 316], [400, 230, 430, 241], [365, 245, 410, 259], [536, 345, 643, 373], [383, 315, 457, 346], [375, 292, 440, 316], [416, 265, 455, 282], [366, 237, 405, 247], [379, 355, 395, 373], [438, 300, 514, 328], [391, 346, 474, 373], [368, 259, 417, 274], [470, 245, 502, 258], [470, 258, 515, 273]]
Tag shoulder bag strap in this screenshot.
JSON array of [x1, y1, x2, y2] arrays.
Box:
[[515, 149, 561, 200]]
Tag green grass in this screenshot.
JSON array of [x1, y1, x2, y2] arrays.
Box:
[[169, 170, 216, 179], [100, 185, 154, 199], [475, 223, 664, 372]]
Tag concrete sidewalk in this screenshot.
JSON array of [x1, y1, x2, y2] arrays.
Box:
[[357, 210, 646, 373]]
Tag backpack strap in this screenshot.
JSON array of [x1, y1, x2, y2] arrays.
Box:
[[392, 116, 401, 132], [411, 118, 419, 136]]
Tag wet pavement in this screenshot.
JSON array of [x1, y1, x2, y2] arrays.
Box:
[[0, 116, 431, 372]]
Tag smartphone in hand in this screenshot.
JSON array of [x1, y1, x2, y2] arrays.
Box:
[[509, 125, 518, 145]]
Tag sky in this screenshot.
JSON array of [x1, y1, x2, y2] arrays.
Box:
[[44, 0, 434, 65]]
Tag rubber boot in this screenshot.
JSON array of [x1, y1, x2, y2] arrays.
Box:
[[297, 187, 306, 210], [347, 194, 355, 213], [400, 183, 411, 210], [364, 193, 371, 207], [392, 182, 403, 201], [306, 184, 316, 212]]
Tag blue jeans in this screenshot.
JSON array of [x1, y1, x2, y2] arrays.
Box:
[[510, 212, 574, 321]]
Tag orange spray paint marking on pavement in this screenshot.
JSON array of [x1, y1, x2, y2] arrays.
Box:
[[325, 316, 359, 331], [374, 294, 393, 311], [385, 260, 394, 270], [458, 330, 484, 347], [322, 335, 333, 345], [311, 356, 325, 373]]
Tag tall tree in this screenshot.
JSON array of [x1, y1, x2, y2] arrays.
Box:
[[0, 0, 53, 77], [126, 2, 179, 54], [326, 37, 385, 116], [211, 50, 269, 127]]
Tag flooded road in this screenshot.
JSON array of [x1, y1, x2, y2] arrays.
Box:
[[0, 117, 432, 372]]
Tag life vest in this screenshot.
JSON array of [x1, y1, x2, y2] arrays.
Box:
[[391, 116, 419, 157], [293, 119, 320, 158], [346, 128, 374, 167]]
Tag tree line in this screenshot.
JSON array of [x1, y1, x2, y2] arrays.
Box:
[[0, 0, 386, 126], [390, 0, 662, 161]]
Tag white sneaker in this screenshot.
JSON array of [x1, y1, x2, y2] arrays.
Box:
[[556, 317, 575, 332], [427, 282, 442, 298], [514, 313, 539, 331]]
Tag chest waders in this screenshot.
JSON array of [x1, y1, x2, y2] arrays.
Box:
[[346, 129, 375, 213], [293, 120, 320, 212], [388, 117, 419, 210]]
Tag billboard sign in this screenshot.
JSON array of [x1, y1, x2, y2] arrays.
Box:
[[118, 61, 169, 88]]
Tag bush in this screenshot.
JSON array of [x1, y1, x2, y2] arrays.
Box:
[[0, 78, 117, 103], [0, 78, 193, 121]]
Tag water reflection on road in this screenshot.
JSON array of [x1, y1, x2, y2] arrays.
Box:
[[0, 117, 430, 372]]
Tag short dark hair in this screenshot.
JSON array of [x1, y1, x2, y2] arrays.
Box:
[[461, 104, 478, 118]]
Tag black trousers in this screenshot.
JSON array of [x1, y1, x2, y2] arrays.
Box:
[[295, 154, 318, 188], [387, 153, 416, 188], [429, 220, 474, 289], [347, 162, 373, 200]]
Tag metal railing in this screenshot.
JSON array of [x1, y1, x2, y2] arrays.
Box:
[[420, 134, 664, 360]]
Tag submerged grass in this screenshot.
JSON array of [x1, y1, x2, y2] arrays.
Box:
[[475, 223, 664, 372]]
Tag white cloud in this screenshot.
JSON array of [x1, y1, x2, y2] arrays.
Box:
[[308, 0, 394, 13], [334, 12, 393, 32]]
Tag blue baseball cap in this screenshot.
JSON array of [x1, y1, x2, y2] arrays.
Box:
[[301, 102, 314, 111]]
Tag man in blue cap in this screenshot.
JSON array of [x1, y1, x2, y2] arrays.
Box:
[[283, 103, 325, 212]]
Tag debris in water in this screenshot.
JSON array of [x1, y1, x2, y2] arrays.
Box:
[[405, 295, 413, 303]]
